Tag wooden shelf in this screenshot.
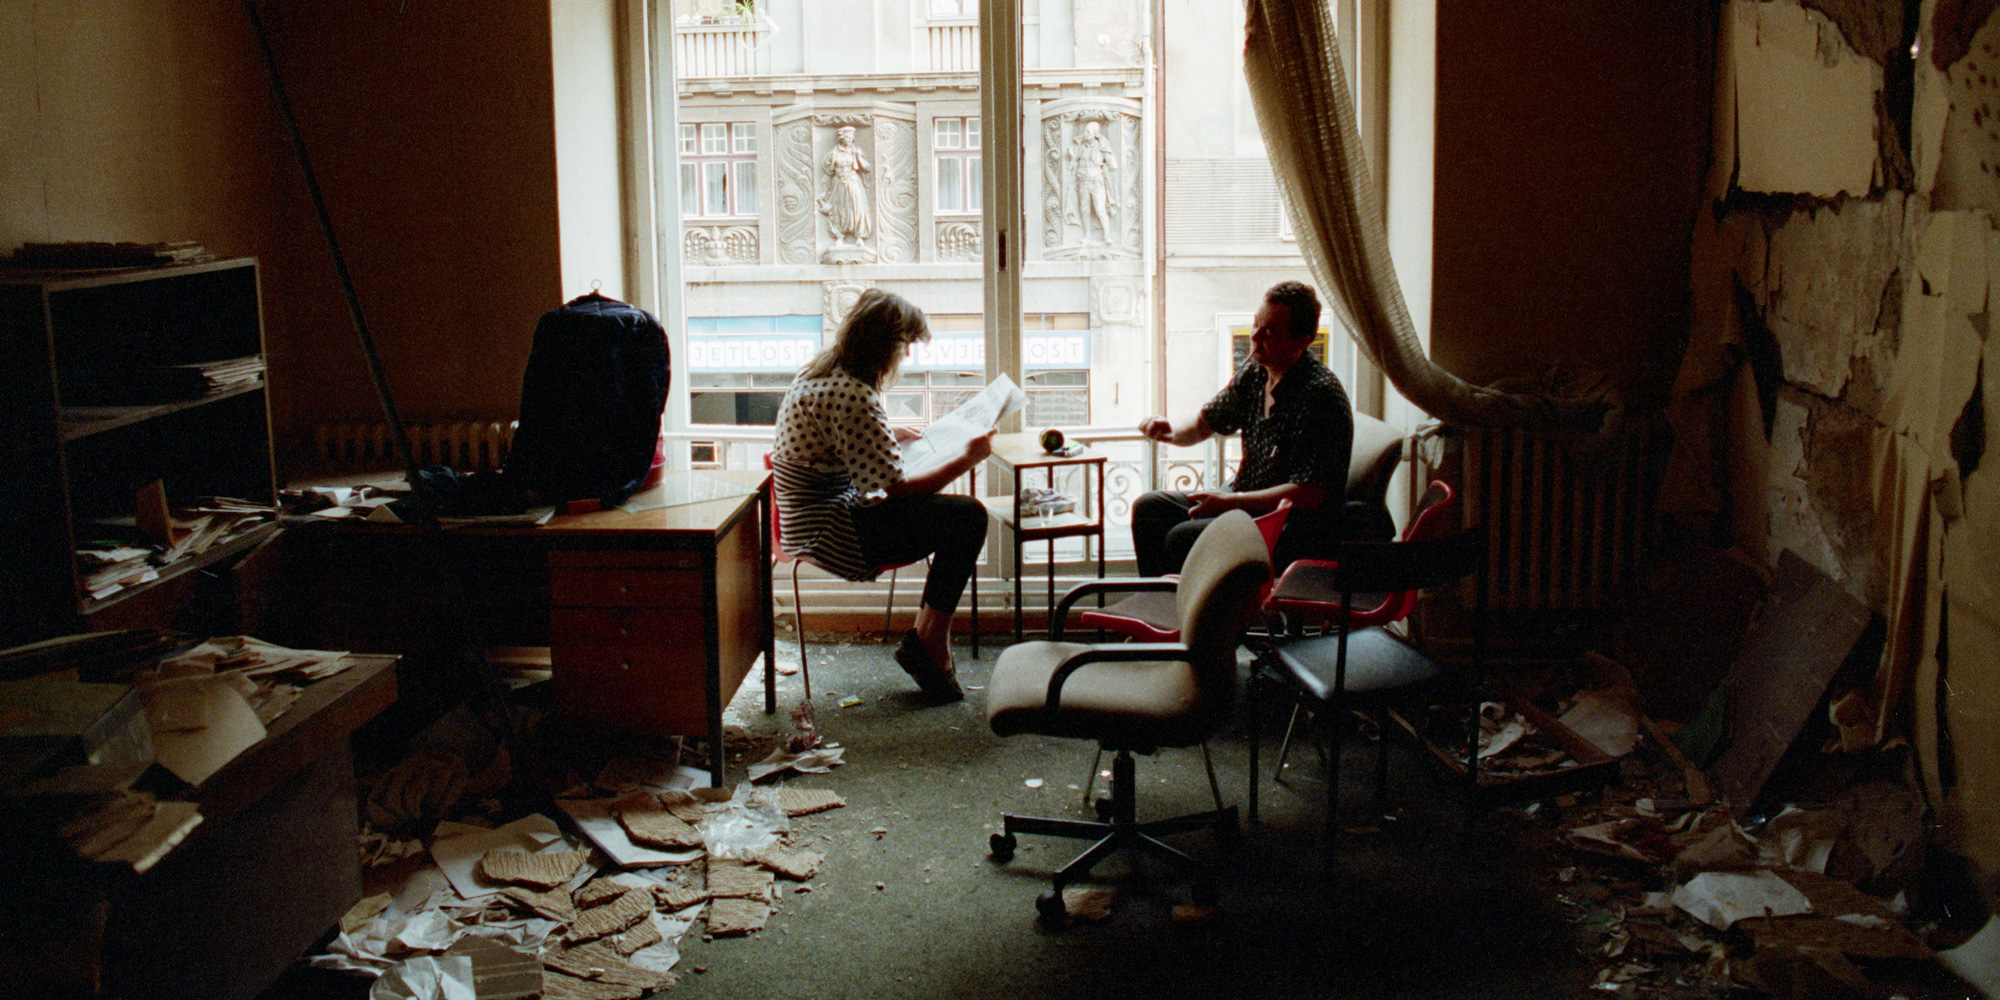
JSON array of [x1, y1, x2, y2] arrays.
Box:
[[76, 520, 280, 617], [978, 497, 1099, 538], [1, 258, 275, 644], [59, 377, 267, 441]]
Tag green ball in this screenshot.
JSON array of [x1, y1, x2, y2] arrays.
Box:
[[1040, 428, 1065, 453]]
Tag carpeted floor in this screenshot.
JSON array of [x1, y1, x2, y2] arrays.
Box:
[[267, 634, 1617, 1000]]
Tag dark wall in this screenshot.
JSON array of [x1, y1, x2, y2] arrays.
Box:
[[1430, 1, 1709, 412]]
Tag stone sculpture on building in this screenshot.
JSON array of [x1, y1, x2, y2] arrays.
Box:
[[1068, 119, 1119, 245], [818, 125, 875, 259]]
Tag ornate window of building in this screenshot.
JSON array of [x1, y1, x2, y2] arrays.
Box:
[[679, 122, 757, 219], [933, 117, 981, 216]]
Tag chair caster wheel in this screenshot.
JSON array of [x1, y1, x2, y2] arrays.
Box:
[[1036, 890, 1068, 926], [1191, 878, 1221, 908], [989, 832, 1016, 861], [1093, 796, 1114, 822]]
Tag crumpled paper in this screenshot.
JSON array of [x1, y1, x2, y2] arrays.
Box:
[[697, 787, 790, 858], [368, 955, 475, 1000]]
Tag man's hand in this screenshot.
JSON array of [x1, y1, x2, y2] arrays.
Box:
[[1188, 490, 1237, 518], [1138, 416, 1174, 442]]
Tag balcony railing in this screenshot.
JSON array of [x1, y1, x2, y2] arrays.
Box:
[[675, 21, 765, 78], [925, 22, 979, 73], [667, 425, 1237, 566]]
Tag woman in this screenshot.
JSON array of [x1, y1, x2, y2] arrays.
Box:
[[771, 289, 992, 700]]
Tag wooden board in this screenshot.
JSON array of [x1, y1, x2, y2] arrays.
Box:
[[1710, 550, 1873, 817]]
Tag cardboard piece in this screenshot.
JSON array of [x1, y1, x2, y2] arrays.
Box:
[[556, 797, 700, 868], [442, 936, 543, 1000], [1708, 551, 1873, 816], [429, 814, 568, 899], [1727, 0, 1881, 198]]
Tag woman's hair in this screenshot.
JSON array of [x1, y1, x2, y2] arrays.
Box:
[[801, 288, 931, 388]]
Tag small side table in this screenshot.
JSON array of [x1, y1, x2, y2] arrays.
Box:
[[981, 433, 1107, 642]]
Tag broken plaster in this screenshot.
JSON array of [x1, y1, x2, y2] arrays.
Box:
[[1932, 6, 2000, 214], [1764, 192, 1912, 400]]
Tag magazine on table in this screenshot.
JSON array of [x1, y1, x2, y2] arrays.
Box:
[[897, 374, 1026, 477]]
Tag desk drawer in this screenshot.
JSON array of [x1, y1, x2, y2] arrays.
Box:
[[551, 644, 709, 736], [549, 607, 693, 645], [550, 567, 702, 608]]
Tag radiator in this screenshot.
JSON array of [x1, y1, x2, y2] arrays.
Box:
[[1457, 425, 1660, 611], [312, 420, 517, 472]]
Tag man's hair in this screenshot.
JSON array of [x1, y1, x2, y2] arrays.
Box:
[[1264, 281, 1321, 341]]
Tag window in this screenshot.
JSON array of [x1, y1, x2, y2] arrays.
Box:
[[679, 122, 757, 219], [933, 117, 981, 215], [929, 0, 975, 17], [685, 315, 821, 425]]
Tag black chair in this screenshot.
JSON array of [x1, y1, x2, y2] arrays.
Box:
[[1246, 524, 1488, 840]]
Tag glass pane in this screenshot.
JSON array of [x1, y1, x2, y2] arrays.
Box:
[[701, 122, 727, 154], [735, 161, 757, 215], [965, 116, 980, 149], [884, 393, 926, 421], [680, 164, 697, 217], [733, 122, 756, 153], [704, 161, 729, 215], [937, 158, 962, 212], [967, 155, 981, 210], [935, 118, 961, 149], [678, 123, 697, 154]]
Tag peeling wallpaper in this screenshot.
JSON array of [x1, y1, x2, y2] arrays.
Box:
[[1669, 0, 2000, 874]]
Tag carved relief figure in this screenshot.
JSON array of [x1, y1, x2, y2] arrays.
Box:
[[817, 126, 873, 248], [1067, 120, 1118, 245]]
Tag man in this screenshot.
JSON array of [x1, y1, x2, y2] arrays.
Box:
[[1131, 281, 1353, 576]]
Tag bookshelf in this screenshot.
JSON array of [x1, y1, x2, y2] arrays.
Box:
[[0, 258, 278, 644]]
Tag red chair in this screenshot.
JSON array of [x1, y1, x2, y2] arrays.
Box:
[[1064, 500, 1292, 643], [1258, 480, 1458, 777], [764, 453, 976, 699]]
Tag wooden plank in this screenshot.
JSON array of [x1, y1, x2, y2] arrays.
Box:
[[1710, 551, 1873, 817]]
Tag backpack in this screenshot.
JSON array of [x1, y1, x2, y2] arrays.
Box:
[[505, 293, 669, 505]]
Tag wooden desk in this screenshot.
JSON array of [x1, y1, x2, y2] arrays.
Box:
[[5, 654, 399, 1000], [980, 434, 1107, 642], [276, 471, 775, 785]]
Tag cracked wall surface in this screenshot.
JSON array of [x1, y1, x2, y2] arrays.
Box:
[[1667, 0, 2000, 876]]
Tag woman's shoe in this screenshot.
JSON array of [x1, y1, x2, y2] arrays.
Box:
[[894, 629, 963, 702]]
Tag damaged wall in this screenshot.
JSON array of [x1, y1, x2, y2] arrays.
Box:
[[1665, 0, 2000, 885]]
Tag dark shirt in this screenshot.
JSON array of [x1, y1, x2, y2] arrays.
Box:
[[1200, 351, 1353, 524]]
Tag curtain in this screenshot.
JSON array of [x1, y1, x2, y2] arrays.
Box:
[[1242, 0, 1618, 432]]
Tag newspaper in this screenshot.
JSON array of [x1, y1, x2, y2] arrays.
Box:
[[898, 374, 1027, 476]]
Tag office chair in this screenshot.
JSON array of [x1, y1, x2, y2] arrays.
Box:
[[1053, 500, 1286, 815], [986, 510, 1271, 924], [763, 453, 978, 700], [1245, 523, 1488, 841]]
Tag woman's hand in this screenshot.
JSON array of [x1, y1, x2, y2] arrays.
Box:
[[965, 430, 996, 463], [892, 426, 924, 444], [1138, 416, 1173, 442]]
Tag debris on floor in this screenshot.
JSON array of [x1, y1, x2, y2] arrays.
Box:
[[321, 722, 849, 998], [1480, 651, 1962, 999]]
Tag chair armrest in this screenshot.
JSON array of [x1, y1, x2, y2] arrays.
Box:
[[1045, 643, 1190, 711], [1051, 577, 1180, 639]]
